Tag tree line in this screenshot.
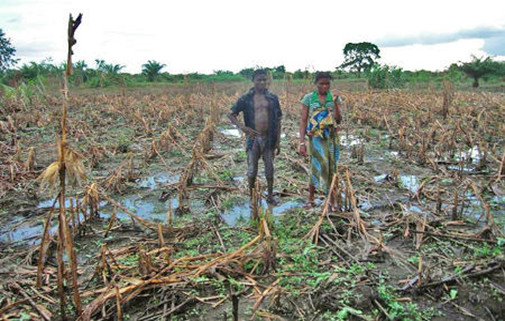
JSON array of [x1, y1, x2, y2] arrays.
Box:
[[1, 29, 505, 89]]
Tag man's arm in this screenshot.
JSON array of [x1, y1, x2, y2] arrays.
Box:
[[274, 98, 282, 155], [275, 115, 282, 155], [228, 112, 259, 136]]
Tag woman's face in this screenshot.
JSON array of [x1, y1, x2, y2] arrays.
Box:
[[316, 77, 331, 95]]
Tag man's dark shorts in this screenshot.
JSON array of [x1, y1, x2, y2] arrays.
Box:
[[247, 136, 274, 179]]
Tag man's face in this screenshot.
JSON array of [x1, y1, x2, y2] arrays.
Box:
[[316, 78, 331, 95], [253, 74, 268, 91]]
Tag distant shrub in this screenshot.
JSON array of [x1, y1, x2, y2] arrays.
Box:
[[366, 63, 405, 89]]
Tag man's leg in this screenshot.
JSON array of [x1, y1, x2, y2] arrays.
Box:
[[247, 140, 260, 201], [263, 145, 279, 205]]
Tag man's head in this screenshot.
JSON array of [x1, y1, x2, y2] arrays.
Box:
[[252, 69, 268, 92], [315, 72, 332, 95]]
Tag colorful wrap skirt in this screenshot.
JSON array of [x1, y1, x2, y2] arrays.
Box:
[[308, 130, 339, 193]]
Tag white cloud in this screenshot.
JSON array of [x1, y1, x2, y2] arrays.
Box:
[[380, 39, 488, 71], [1, 0, 505, 73]]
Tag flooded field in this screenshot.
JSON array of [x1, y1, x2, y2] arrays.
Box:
[[1, 81, 504, 320]]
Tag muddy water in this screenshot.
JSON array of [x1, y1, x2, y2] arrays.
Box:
[[220, 128, 242, 138], [0, 171, 306, 245], [0, 172, 181, 246], [373, 174, 420, 193], [221, 200, 303, 226], [0, 218, 58, 246]]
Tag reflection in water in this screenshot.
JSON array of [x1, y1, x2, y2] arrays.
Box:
[[221, 200, 303, 226], [374, 174, 420, 194], [0, 223, 57, 246], [400, 175, 420, 193], [138, 173, 179, 190], [101, 194, 176, 222], [37, 198, 72, 209]]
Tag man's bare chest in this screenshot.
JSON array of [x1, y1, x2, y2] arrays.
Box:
[[253, 95, 270, 114]]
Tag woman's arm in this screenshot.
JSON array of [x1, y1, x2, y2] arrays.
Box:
[[299, 104, 309, 156], [334, 94, 342, 124]]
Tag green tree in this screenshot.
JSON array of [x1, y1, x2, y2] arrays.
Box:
[[459, 56, 500, 88], [18, 59, 60, 81], [239, 67, 255, 80], [293, 69, 310, 80], [339, 42, 381, 77], [365, 63, 404, 89], [142, 60, 166, 82], [0, 29, 18, 72], [274, 65, 286, 73], [95, 59, 124, 74], [72, 60, 89, 85]]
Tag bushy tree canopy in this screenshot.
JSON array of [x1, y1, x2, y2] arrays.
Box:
[[339, 42, 380, 77], [459, 56, 501, 88], [0, 29, 18, 72], [142, 60, 166, 82]]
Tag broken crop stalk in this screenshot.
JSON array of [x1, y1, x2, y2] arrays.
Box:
[[304, 173, 338, 245], [497, 151, 505, 180], [441, 79, 454, 119], [24, 147, 35, 171], [35, 13, 84, 318], [36, 194, 59, 287]]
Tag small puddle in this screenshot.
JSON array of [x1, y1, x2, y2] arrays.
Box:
[[0, 223, 58, 246], [447, 165, 477, 173], [220, 128, 242, 138], [340, 135, 361, 146], [445, 146, 483, 172], [456, 146, 481, 164], [400, 175, 420, 193], [138, 173, 179, 190], [37, 198, 73, 209], [374, 174, 420, 193], [221, 200, 303, 226], [100, 194, 180, 223]]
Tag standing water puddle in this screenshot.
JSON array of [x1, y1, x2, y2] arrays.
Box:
[[138, 173, 179, 190], [0, 222, 58, 246], [0, 172, 181, 246], [374, 174, 420, 194], [399, 175, 420, 194], [340, 135, 361, 146], [220, 128, 242, 138], [221, 200, 303, 226]]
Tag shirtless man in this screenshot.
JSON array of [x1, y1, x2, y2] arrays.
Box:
[[228, 69, 282, 205]]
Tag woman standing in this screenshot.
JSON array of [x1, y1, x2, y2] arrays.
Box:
[[299, 72, 342, 208]]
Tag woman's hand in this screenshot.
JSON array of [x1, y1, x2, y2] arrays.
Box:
[[299, 143, 307, 157]]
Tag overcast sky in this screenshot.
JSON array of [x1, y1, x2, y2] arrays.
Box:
[[1, 0, 504, 74]]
